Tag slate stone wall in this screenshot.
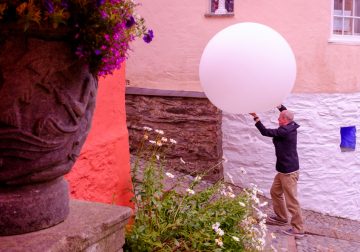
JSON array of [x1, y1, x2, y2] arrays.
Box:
[[125, 88, 223, 182]]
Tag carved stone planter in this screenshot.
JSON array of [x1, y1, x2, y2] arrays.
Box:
[[0, 30, 97, 235]]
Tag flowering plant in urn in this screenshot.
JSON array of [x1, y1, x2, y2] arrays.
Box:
[[0, 0, 152, 236], [0, 0, 153, 76]]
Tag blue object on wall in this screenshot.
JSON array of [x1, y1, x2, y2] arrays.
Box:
[[340, 126, 356, 151]]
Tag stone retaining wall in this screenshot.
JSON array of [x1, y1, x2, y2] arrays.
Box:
[[125, 87, 223, 181]]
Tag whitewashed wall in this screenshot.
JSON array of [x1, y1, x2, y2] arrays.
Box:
[[223, 93, 360, 221]]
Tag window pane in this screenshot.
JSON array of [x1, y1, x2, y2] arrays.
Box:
[[211, 0, 218, 13], [345, 0, 353, 15], [355, 0, 360, 16], [355, 18, 360, 34], [344, 17, 353, 34], [334, 0, 343, 11], [226, 0, 234, 12], [333, 17, 343, 34]]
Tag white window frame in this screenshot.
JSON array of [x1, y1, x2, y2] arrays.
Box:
[[329, 0, 360, 45], [208, 0, 234, 15]]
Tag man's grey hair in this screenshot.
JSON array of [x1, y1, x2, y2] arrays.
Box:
[[282, 110, 294, 122]]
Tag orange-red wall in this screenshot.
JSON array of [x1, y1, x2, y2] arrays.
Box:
[[66, 66, 133, 207]]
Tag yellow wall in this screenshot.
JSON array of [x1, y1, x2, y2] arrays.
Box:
[[127, 0, 360, 93]]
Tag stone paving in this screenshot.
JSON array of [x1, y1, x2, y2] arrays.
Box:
[[262, 197, 360, 252]]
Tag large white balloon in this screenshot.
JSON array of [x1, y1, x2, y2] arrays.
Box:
[[199, 22, 296, 114]]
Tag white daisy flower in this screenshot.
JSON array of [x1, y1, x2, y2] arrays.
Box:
[[170, 138, 177, 144], [165, 172, 174, 178], [259, 201, 268, 207], [155, 129, 164, 135], [232, 236, 240, 242], [215, 238, 223, 247], [143, 126, 153, 131], [228, 192, 236, 198], [216, 228, 224, 236], [186, 188, 195, 195], [212, 222, 220, 231], [220, 189, 227, 196]]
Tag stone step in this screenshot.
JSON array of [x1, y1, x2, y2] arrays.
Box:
[[0, 200, 132, 252]]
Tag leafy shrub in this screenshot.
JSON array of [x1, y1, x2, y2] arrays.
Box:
[[125, 127, 270, 251]]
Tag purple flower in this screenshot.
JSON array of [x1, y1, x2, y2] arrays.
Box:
[[100, 10, 108, 18], [45, 0, 54, 14], [61, 0, 69, 9], [94, 49, 102, 55], [97, 0, 106, 7], [125, 16, 135, 28], [104, 34, 110, 41], [143, 29, 154, 43]]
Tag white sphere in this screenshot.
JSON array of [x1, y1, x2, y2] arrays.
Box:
[[199, 22, 297, 114]]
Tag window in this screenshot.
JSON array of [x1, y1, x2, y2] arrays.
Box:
[[340, 126, 356, 152], [332, 0, 360, 41], [210, 0, 234, 15]]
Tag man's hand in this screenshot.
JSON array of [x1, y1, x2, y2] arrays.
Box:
[[249, 113, 260, 122]]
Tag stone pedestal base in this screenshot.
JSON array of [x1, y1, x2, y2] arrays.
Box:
[[0, 178, 69, 236], [0, 200, 132, 252]]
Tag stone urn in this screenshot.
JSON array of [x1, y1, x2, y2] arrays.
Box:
[[0, 29, 97, 235]]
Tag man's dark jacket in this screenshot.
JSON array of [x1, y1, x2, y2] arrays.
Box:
[[254, 106, 300, 173]]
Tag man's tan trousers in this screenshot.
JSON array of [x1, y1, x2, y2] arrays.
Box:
[[270, 171, 304, 232]]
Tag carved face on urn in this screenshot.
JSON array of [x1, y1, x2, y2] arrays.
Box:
[[0, 37, 97, 186]]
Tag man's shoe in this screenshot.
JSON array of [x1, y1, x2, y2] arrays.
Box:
[[266, 215, 288, 226], [282, 228, 305, 238]]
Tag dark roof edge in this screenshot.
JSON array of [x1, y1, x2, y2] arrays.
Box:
[[125, 87, 207, 98]]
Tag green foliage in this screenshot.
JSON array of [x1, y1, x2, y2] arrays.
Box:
[[125, 127, 269, 252]]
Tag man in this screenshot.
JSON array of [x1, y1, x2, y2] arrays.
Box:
[[250, 105, 304, 238]]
